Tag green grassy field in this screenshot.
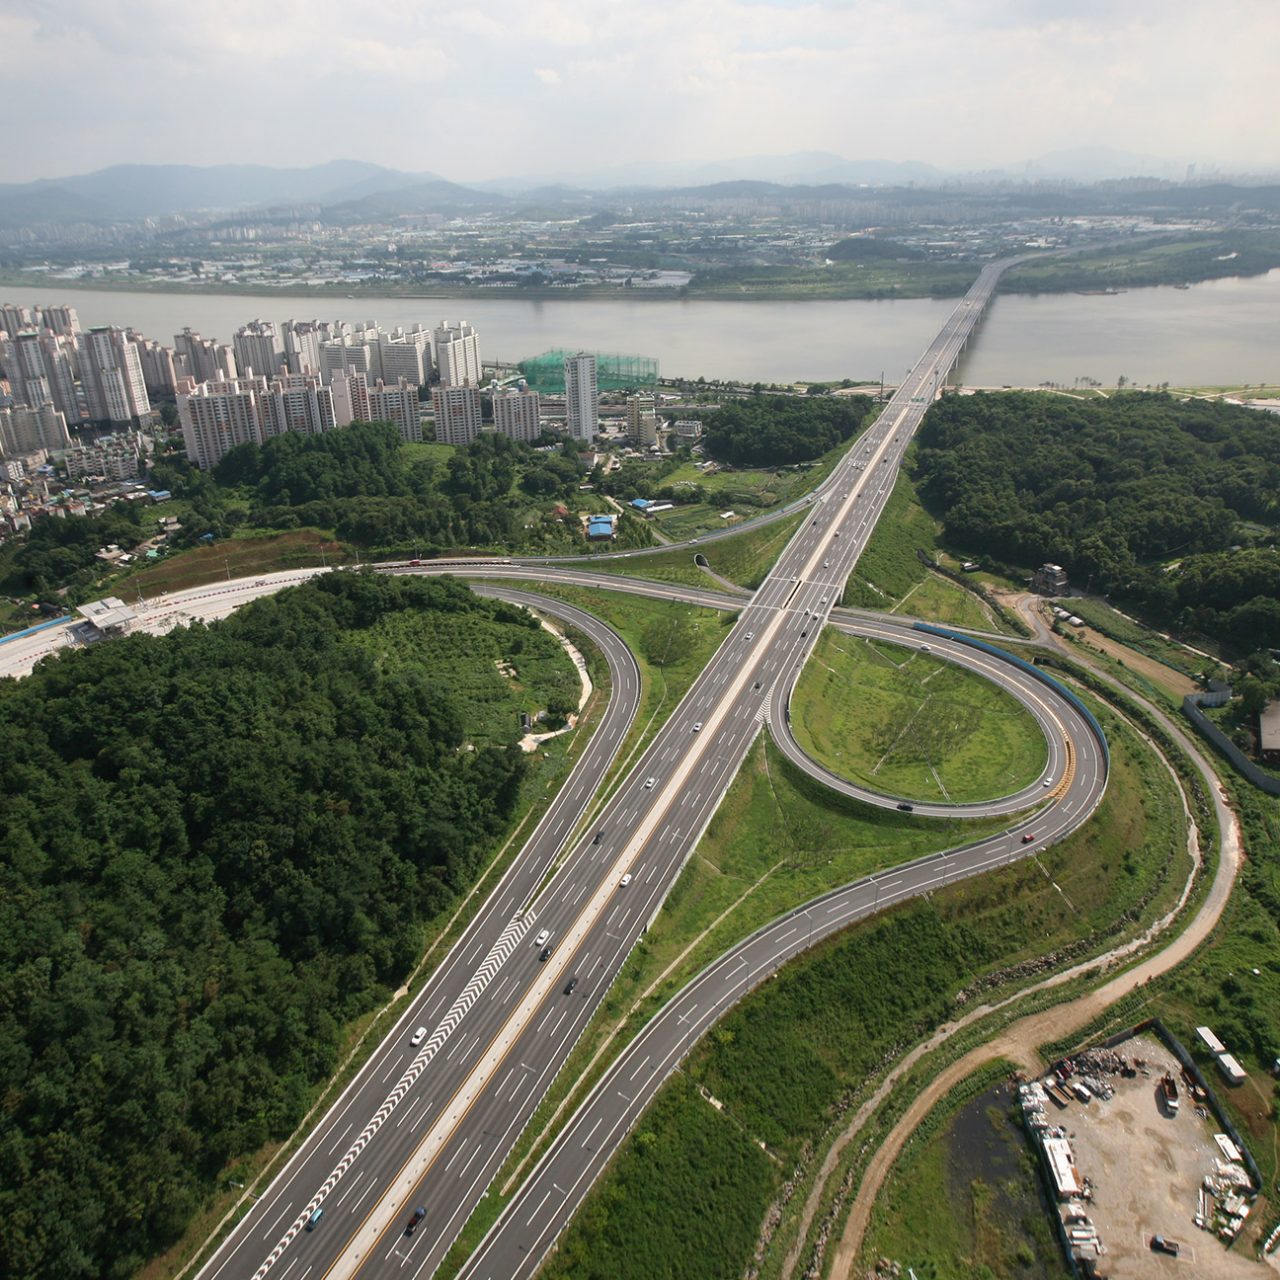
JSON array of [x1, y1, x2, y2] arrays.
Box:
[[842, 472, 937, 607], [523, 694, 1189, 1280], [793, 629, 1047, 802], [399, 440, 455, 465], [893, 571, 1000, 631], [592, 509, 807, 591]]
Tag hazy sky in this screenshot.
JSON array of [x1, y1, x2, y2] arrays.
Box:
[[4, 0, 1277, 182]]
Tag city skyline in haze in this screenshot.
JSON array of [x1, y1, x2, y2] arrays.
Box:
[[2, 0, 1277, 185]]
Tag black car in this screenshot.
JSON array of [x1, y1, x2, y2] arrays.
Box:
[[539, 946, 553, 962], [896, 802, 914, 812], [593, 830, 604, 844], [564, 976, 579, 995]]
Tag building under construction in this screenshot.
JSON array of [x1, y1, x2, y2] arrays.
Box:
[[518, 350, 658, 395]]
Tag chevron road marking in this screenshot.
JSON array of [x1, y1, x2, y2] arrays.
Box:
[[248, 914, 534, 1280]]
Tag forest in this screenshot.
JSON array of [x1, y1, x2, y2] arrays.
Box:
[[913, 392, 1280, 652], [701, 394, 872, 466], [0, 572, 565, 1279]]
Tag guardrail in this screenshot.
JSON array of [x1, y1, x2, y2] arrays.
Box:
[[0, 615, 72, 646]]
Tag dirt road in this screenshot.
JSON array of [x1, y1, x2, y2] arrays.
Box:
[[783, 601, 1246, 1279]]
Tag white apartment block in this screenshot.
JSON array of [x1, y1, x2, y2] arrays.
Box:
[[673, 418, 704, 443], [78, 326, 151, 424], [493, 387, 541, 442], [1, 304, 34, 337], [131, 333, 179, 396], [174, 329, 238, 384], [320, 335, 378, 383], [431, 385, 482, 446], [563, 352, 599, 442], [1, 330, 82, 422], [282, 319, 339, 376], [368, 378, 422, 442], [379, 325, 432, 385], [40, 305, 80, 337], [0, 402, 71, 455], [331, 371, 371, 427], [434, 320, 481, 387], [178, 371, 335, 468], [232, 320, 285, 379]]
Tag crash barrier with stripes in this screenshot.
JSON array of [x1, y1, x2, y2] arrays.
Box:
[[911, 622, 1110, 770], [0, 615, 72, 645]]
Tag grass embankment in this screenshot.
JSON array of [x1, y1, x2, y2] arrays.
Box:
[[592, 509, 807, 591], [859, 1071, 1069, 1280], [793, 629, 1047, 803], [115, 528, 350, 597], [1060, 596, 1215, 681], [531, 696, 1188, 1280], [842, 471, 1004, 631], [1001, 230, 1280, 294]]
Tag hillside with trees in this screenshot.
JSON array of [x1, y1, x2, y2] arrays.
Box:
[[0, 572, 574, 1278], [913, 392, 1280, 652], [702, 394, 872, 467], [144, 422, 648, 561]]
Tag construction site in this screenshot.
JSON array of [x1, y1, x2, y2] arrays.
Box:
[[1018, 1026, 1266, 1278], [517, 349, 658, 394]]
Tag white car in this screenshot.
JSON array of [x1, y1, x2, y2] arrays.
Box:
[[410, 1026, 427, 1047], [619, 873, 633, 887], [534, 928, 551, 947], [692, 722, 703, 732], [644, 777, 657, 789]]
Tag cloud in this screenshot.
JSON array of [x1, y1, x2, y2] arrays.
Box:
[[1, 0, 1277, 181]]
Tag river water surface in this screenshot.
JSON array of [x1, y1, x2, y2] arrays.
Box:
[[10, 270, 1279, 387]]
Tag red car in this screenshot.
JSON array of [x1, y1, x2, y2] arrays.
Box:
[[406, 1207, 426, 1236], [1021, 833, 1036, 844]]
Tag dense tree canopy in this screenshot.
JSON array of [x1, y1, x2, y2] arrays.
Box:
[[0, 572, 565, 1278], [702, 395, 872, 467], [914, 392, 1280, 649], [155, 423, 598, 556]]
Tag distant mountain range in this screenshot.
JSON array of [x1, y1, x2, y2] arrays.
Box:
[[0, 150, 1275, 232], [0, 161, 501, 229]]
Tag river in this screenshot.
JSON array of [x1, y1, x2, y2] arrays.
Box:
[[8, 270, 1279, 388]]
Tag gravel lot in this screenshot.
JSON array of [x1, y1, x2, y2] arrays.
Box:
[[1058, 1034, 1264, 1278]]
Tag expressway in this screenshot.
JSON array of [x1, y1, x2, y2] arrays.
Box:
[[220, 252, 1105, 1280], [459, 655, 1102, 1280], [0, 253, 1108, 1280]]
